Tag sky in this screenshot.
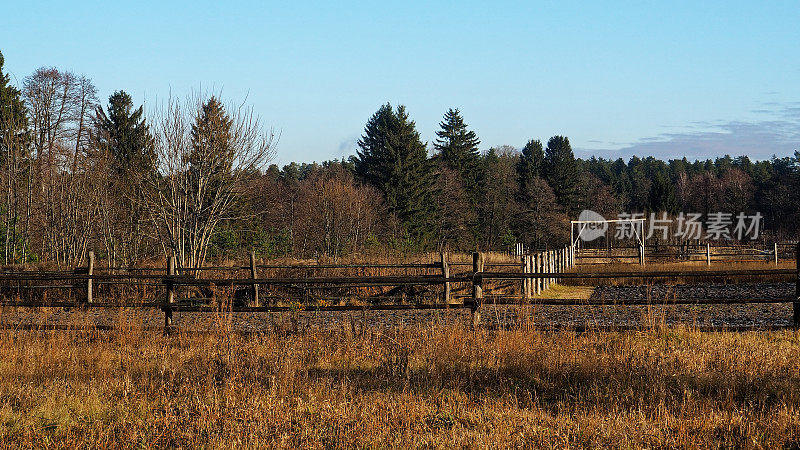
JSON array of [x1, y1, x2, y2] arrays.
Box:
[[2, 1, 799, 166]]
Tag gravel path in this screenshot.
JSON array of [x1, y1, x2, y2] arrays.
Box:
[[1, 283, 796, 331]]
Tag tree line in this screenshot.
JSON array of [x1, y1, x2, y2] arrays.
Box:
[[1, 51, 798, 265]]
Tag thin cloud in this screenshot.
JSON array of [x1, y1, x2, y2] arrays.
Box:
[[576, 103, 800, 161]]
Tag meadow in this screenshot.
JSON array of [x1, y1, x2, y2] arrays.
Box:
[[2, 312, 800, 448]]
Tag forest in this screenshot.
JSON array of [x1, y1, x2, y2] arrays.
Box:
[[1, 52, 799, 267]]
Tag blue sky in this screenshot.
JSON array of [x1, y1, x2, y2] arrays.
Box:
[[2, 1, 798, 165]]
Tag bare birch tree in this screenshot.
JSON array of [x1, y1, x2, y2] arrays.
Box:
[[22, 68, 98, 266], [145, 94, 274, 268]]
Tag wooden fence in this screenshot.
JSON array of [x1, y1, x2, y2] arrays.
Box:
[[0, 243, 798, 332], [576, 242, 797, 265]]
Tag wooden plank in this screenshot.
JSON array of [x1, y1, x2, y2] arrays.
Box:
[[250, 252, 259, 307], [795, 241, 800, 326], [440, 252, 450, 305], [472, 252, 483, 327], [1, 297, 793, 309], [165, 256, 176, 332], [480, 268, 795, 279], [522, 254, 530, 300], [479, 297, 795, 305], [86, 251, 94, 304]]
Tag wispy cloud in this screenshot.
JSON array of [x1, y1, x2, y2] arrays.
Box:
[[576, 103, 800, 161], [336, 135, 359, 159]]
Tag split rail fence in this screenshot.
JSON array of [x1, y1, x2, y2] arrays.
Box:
[[0, 243, 798, 332]]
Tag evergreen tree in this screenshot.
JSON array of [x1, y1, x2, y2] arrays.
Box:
[[189, 96, 236, 215], [649, 171, 678, 213], [0, 50, 27, 138], [355, 103, 434, 243], [94, 91, 154, 177], [543, 135, 579, 213], [516, 139, 544, 196], [433, 108, 482, 244], [93, 91, 156, 264], [0, 50, 30, 264], [433, 108, 481, 190]]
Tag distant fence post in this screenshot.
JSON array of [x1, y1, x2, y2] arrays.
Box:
[[523, 254, 531, 301], [706, 244, 711, 266], [542, 251, 547, 290], [85, 250, 94, 304], [250, 251, 260, 307], [567, 245, 571, 268], [544, 251, 550, 289], [471, 252, 483, 328], [568, 245, 573, 268], [557, 248, 562, 274], [795, 242, 799, 326], [440, 252, 450, 305], [165, 256, 176, 333], [774, 243, 779, 265]]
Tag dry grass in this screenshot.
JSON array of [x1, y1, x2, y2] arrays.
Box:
[[2, 313, 800, 448]]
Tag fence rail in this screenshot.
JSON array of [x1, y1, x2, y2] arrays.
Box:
[[0, 243, 798, 332]]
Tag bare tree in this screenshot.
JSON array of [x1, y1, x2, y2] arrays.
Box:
[[22, 68, 98, 266], [294, 166, 384, 257], [145, 94, 274, 268]]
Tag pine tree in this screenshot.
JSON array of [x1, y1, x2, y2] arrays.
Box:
[[433, 108, 482, 244], [543, 135, 579, 213], [191, 97, 234, 176], [0, 50, 28, 159], [516, 139, 544, 196], [355, 103, 434, 244], [189, 96, 236, 220], [433, 108, 481, 189], [93, 91, 156, 265], [94, 91, 154, 177], [0, 50, 30, 264], [649, 170, 677, 213]]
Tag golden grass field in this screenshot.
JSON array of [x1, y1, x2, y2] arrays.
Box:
[[2, 312, 800, 448], [0, 257, 797, 448]]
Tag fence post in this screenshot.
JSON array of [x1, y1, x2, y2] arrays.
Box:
[[440, 252, 450, 305], [533, 253, 540, 295], [568, 245, 572, 268], [775, 243, 779, 265], [250, 251, 260, 307], [706, 243, 711, 266], [523, 254, 531, 301], [165, 256, 176, 333], [542, 252, 547, 290], [471, 252, 483, 328], [86, 251, 94, 304], [539, 252, 545, 293], [571, 244, 575, 268], [556, 248, 561, 274], [795, 242, 799, 326]]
